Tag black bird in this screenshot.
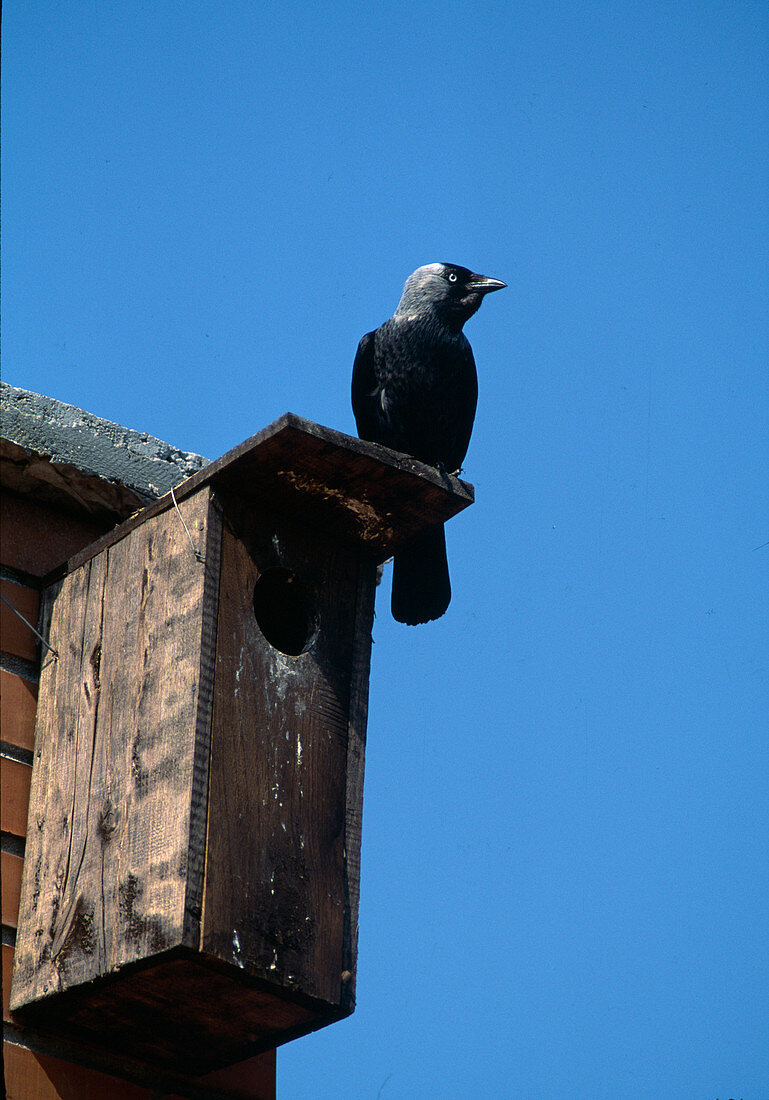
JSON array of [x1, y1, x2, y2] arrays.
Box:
[[351, 262, 505, 624]]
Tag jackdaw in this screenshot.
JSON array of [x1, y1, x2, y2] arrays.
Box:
[[351, 262, 505, 624]]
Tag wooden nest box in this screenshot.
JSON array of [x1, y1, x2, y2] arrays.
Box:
[[9, 413, 473, 1073]]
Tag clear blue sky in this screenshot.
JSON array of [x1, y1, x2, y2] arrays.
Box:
[[3, 3, 768, 1097]]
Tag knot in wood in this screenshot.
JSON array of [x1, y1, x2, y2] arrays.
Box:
[[98, 797, 119, 840]]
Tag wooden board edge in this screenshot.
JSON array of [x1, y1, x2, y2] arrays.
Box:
[[183, 489, 223, 949], [339, 553, 377, 1013]]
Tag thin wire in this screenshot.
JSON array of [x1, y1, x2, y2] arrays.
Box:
[[170, 485, 205, 564], [0, 591, 59, 660]]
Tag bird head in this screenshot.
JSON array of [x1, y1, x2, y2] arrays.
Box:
[[395, 263, 506, 330]]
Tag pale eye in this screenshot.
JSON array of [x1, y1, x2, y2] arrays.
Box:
[[447, 272, 458, 283]]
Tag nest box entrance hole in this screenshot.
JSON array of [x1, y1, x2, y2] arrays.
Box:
[[252, 567, 319, 656]]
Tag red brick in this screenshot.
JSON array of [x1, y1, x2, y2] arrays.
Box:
[[1, 850, 24, 927], [0, 492, 107, 577], [3, 1042, 152, 1100], [1, 668, 38, 751], [0, 580, 40, 663], [195, 1049, 277, 1099], [0, 756, 31, 837]]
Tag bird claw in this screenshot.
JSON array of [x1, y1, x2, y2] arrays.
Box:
[[435, 460, 461, 485]]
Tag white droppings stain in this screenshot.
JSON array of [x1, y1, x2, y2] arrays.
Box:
[[232, 929, 244, 969], [297, 735, 303, 766], [234, 646, 245, 696]]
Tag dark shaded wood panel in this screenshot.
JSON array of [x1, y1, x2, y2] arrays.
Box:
[[13, 952, 320, 1076], [203, 497, 367, 1008]]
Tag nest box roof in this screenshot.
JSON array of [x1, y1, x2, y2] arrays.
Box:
[[48, 413, 474, 581]]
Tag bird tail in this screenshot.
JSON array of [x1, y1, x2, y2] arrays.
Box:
[[391, 524, 451, 625]]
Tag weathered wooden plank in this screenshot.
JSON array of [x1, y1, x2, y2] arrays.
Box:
[[88, 489, 212, 974], [10, 490, 215, 1010], [10, 558, 103, 1002], [202, 495, 366, 1008]]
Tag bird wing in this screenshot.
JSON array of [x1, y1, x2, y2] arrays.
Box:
[[351, 330, 382, 442]]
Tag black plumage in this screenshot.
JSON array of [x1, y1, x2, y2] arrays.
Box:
[[351, 262, 505, 624]]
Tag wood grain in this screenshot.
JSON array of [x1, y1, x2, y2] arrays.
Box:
[[10, 490, 215, 1009]]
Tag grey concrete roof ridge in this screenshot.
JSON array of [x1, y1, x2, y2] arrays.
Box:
[[1, 381, 209, 500]]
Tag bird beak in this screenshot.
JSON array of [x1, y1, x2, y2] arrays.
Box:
[[467, 273, 507, 294]]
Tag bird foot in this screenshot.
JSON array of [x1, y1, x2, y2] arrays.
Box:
[[435, 460, 461, 486]]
